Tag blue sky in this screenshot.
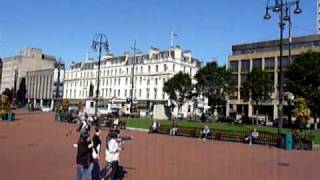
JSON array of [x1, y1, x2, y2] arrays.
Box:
[[0, 0, 316, 66]]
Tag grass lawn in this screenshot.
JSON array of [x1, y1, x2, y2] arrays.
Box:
[[126, 117, 320, 144]]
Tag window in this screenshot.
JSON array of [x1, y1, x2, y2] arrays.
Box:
[[154, 88, 157, 99], [146, 88, 150, 99], [162, 92, 165, 99], [164, 64, 168, 72], [107, 70, 109, 76], [241, 74, 248, 86], [252, 58, 262, 70], [147, 79, 150, 85], [126, 68, 128, 74], [264, 57, 275, 71], [155, 78, 158, 85], [114, 78, 116, 85], [125, 78, 128, 85], [148, 65, 151, 73], [115, 69, 117, 75], [140, 77, 142, 85], [278, 56, 289, 69], [125, 89, 127, 97], [135, 67, 138, 73], [140, 66, 143, 73], [156, 65, 158, 72], [118, 78, 121, 85], [231, 74, 238, 86], [241, 60, 250, 72], [230, 61, 238, 73], [134, 89, 137, 98], [173, 64, 175, 72], [118, 90, 120, 97]]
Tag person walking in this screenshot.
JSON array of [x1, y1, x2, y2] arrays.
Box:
[[75, 133, 94, 180], [92, 126, 102, 180], [77, 115, 91, 136], [108, 132, 122, 180]]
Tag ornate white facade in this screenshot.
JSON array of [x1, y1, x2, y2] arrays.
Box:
[[64, 46, 201, 117]]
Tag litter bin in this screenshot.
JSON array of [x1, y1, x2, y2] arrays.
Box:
[[280, 132, 293, 150]]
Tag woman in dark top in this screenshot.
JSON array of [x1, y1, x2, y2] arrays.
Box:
[[75, 133, 93, 180], [92, 126, 102, 180]]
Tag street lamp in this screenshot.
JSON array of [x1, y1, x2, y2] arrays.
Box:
[[129, 40, 142, 114], [91, 34, 109, 117], [263, 0, 302, 134], [55, 58, 64, 109]]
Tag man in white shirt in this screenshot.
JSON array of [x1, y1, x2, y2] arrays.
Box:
[[106, 132, 122, 180]]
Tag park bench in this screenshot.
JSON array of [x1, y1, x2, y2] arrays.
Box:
[[254, 132, 280, 146], [154, 122, 281, 147], [157, 125, 170, 134]]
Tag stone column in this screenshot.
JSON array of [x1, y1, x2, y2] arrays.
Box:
[[226, 100, 230, 117], [248, 102, 253, 117], [273, 103, 278, 121]]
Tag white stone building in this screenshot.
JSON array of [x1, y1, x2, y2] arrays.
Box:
[[64, 46, 202, 117]]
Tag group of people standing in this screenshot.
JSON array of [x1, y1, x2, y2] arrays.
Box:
[[75, 115, 127, 180]]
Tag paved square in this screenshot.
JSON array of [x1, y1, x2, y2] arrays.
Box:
[[0, 110, 319, 180]]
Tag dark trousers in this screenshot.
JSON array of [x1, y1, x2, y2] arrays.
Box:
[[111, 161, 119, 180], [92, 159, 100, 180], [201, 132, 211, 139]]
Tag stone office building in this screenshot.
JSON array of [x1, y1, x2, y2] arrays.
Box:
[[26, 62, 65, 108], [228, 34, 320, 121], [1, 48, 56, 94]]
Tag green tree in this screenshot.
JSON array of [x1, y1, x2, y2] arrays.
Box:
[[194, 61, 234, 113], [163, 72, 192, 116], [292, 98, 311, 128], [286, 50, 320, 129], [2, 88, 13, 103], [17, 78, 27, 105], [243, 68, 273, 119]]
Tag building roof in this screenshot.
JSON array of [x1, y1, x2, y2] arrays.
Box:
[[232, 34, 320, 55]]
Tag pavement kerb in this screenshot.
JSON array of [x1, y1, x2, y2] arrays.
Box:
[[126, 127, 149, 132]]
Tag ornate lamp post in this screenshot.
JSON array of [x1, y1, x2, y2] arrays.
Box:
[[263, 0, 302, 134], [91, 34, 109, 117]]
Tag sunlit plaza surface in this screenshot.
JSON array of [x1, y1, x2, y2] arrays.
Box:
[[0, 110, 319, 180]]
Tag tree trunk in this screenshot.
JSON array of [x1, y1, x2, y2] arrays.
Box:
[[256, 102, 259, 125], [314, 113, 318, 130]]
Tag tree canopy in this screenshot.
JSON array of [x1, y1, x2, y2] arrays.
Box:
[[286, 50, 320, 127], [194, 61, 234, 111], [17, 78, 27, 105], [163, 72, 192, 112], [242, 68, 273, 114]]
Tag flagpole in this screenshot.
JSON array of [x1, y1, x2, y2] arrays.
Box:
[[171, 30, 173, 47]]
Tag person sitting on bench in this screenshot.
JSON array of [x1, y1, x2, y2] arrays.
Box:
[[149, 119, 160, 133], [201, 125, 211, 140], [169, 121, 178, 136], [245, 128, 259, 145]]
